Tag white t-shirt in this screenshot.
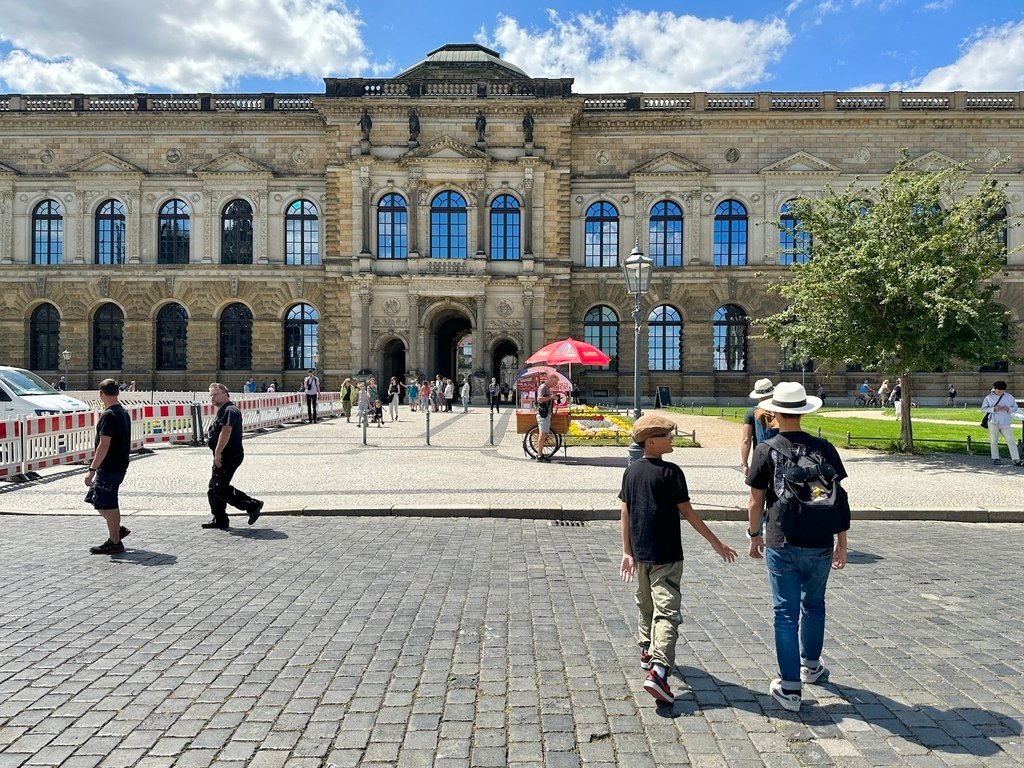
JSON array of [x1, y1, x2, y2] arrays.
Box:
[[304, 375, 320, 395]]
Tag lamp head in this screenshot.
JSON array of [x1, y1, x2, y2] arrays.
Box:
[[622, 241, 654, 294]]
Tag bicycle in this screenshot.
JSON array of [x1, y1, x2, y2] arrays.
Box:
[[854, 392, 881, 407]]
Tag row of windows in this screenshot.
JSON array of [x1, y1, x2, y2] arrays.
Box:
[[29, 302, 319, 371], [31, 199, 320, 266]]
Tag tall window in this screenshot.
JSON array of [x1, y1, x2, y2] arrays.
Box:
[[779, 200, 811, 265], [92, 304, 124, 370], [648, 305, 682, 372], [585, 202, 619, 268], [32, 200, 64, 265], [155, 303, 188, 370], [713, 200, 747, 267], [991, 207, 1008, 263], [158, 199, 190, 265], [489, 194, 520, 261], [284, 303, 319, 370], [583, 305, 618, 369], [219, 303, 253, 370], [95, 199, 126, 265], [222, 199, 254, 265], [712, 304, 748, 371], [285, 199, 319, 265], [30, 303, 60, 370], [377, 193, 408, 259], [430, 191, 467, 259], [649, 201, 683, 267]]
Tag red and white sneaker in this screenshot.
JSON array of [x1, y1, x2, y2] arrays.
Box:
[[640, 648, 653, 670], [643, 669, 674, 704]]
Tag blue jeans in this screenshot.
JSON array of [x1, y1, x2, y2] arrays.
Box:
[[766, 546, 833, 689]]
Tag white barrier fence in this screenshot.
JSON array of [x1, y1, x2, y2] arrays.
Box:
[[0, 392, 341, 479]]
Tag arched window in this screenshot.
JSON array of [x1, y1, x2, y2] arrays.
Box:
[[95, 199, 126, 265], [30, 303, 60, 370], [219, 303, 253, 370], [585, 202, 619, 268], [221, 199, 253, 265], [32, 200, 64, 265], [713, 200, 747, 267], [779, 200, 811, 265], [377, 193, 408, 259], [92, 304, 124, 370], [155, 303, 188, 370], [285, 199, 319, 265], [648, 305, 682, 372], [158, 199, 190, 265], [991, 207, 1008, 263], [583, 305, 618, 370], [489, 194, 520, 261], [284, 303, 319, 370], [430, 191, 467, 259], [649, 201, 683, 267], [712, 304, 748, 371]]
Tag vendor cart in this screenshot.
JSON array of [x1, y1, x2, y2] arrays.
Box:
[[515, 367, 571, 459]]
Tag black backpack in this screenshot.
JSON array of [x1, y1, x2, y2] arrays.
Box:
[[766, 435, 850, 540]]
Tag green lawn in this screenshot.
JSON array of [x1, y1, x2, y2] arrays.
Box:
[[665, 405, 1012, 455]]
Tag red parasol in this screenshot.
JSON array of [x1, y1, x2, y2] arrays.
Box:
[[525, 337, 611, 382]]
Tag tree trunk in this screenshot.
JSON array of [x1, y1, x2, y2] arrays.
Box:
[[900, 370, 915, 452]]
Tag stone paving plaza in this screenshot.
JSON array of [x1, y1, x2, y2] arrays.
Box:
[[1, 408, 1022, 767]]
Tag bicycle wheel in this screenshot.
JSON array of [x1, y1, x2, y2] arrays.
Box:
[[524, 427, 560, 459]]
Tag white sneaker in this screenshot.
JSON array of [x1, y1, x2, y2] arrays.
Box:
[[800, 662, 828, 684], [769, 678, 801, 712]]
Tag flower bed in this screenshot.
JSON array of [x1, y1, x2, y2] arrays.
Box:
[[567, 406, 632, 439]]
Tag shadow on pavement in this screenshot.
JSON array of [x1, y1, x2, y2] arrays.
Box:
[[110, 549, 178, 566], [556, 456, 628, 468], [846, 549, 883, 564], [227, 528, 288, 540]]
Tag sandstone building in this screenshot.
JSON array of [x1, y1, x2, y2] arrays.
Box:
[[0, 44, 1020, 399]]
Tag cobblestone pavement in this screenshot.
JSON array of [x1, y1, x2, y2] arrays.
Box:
[[1, 516, 1022, 767]]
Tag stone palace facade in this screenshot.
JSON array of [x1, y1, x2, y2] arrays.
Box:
[[0, 44, 1021, 399]]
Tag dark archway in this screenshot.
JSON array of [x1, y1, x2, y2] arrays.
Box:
[[434, 315, 471, 379], [492, 340, 519, 395], [381, 339, 406, 398]]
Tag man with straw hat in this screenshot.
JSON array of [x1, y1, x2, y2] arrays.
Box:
[[744, 382, 850, 713], [740, 378, 775, 475]]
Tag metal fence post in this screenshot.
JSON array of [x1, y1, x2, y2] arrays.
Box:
[[425, 409, 430, 446], [190, 403, 205, 446], [489, 410, 494, 446], [362, 413, 368, 446], [966, 434, 971, 454]]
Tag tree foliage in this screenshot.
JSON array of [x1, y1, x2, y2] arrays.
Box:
[[761, 154, 1015, 451]]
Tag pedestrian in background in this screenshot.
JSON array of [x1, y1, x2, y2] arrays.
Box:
[[85, 378, 133, 554], [876, 378, 891, 409], [461, 378, 471, 413], [620, 413, 737, 705], [488, 377, 501, 413], [388, 376, 401, 422], [340, 377, 354, 422], [203, 383, 264, 530], [947, 384, 957, 407], [981, 380, 1022, 466], [444, 378, 455, 412], [303, 368, 321, 423], [740, 378, 775, 476], [407, 379, 419, 413]]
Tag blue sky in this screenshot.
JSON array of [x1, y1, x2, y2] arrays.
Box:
[[0, 1, 1022, 95]]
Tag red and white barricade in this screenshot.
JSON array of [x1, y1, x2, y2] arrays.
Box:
[[141, 403, 194, 445], [22, 411, 96, 473], [0, 419, 24, 479]]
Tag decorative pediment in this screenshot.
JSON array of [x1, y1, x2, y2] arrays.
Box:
[[759, 151, 841, 175], [0, 161, 18, 176], [629, 152, 708, 177], [901, 151, 962, 173], [401, 135, 489, 162], [65, 152, 145, 176], [194, 152, 274, 176]]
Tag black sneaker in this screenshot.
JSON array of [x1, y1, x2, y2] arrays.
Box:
[[120, 526, 131, 539], [247, 500, 264, 526], [201, 520, 229, 529], [90, 539, 125, 555]]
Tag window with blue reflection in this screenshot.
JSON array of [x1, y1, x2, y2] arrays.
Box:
[[285, 200, 319, 265], [284, 303, 319, 370], [712, 304, 747, 371], [649, 201, 683, 267], [430, 191, 467, 259], [583, 305, 618, 370], [713, 200, 747, 267], [95, 199, 126, 265], [377, 193, 408, 259], [222, 199, 254, 265], [489, 194, 520, 261], [32, 200, 63, 265], [158, 199, 190, 265], [648, 305, 682, 371], [779, 201, 811, 265], [585, 202, 619, 268]]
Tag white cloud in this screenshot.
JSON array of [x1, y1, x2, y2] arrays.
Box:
[[923, 0, 953, 10], [478, 10, 791, 93], [0, 0, 370, 93], [897, 21, 1024, 90]]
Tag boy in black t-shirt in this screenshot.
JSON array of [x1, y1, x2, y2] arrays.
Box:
[[619, 414, 737, 705], [86, 378, 133, 555]]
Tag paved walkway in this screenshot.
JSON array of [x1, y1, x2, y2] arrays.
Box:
[[0, 406, 1021, 522]]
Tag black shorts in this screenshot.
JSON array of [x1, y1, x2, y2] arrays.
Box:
[[90, 469, 125, 510]]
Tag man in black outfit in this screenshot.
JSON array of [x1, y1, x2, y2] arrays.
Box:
[[86, 379, 133, 554], [203, 383, 264, 529]]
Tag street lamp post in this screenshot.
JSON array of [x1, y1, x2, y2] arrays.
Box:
[[61, 349, 71, 391], [622, 241, 654, 465]]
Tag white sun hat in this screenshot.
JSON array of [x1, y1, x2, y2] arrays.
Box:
[[758, 381, 823, 415]]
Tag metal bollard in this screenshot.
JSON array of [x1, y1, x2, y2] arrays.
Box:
[[190, 402, 205, 445], [489, 410, 494, 446], [846, 431, 851, 447], [966, 434, 971, 454], [425, 409, 430, 446], [362, 413, 368, 446]]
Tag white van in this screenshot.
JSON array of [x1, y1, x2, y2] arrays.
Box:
[[0, 366, 90, 419]]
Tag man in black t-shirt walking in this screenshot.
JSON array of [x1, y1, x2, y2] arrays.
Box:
[[745, 382, 850, 713], [619, 413, 737, 706], [86, 379, 133, 555], [203, 383, 264, 530]]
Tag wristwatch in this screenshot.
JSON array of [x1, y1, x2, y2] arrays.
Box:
[[745, 528, 762, 539]]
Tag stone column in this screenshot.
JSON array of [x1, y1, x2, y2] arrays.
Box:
[[522, 177, 534, 256], [407, 174, 420, 254], [523, 291, 534, 357], [360, 170, 371, 255], [472, 295, 484, 372], [408, 292, 419, 373], [473, 179, 486, 255], [359, 291, 372, 370]]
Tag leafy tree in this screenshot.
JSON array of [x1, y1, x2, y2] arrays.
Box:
[[761, 155, 1015, 452]]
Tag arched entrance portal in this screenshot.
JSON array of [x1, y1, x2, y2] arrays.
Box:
[[380, 338, 406, 394], [492, 340, 519, 395], [433, 315, 472, 380]]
